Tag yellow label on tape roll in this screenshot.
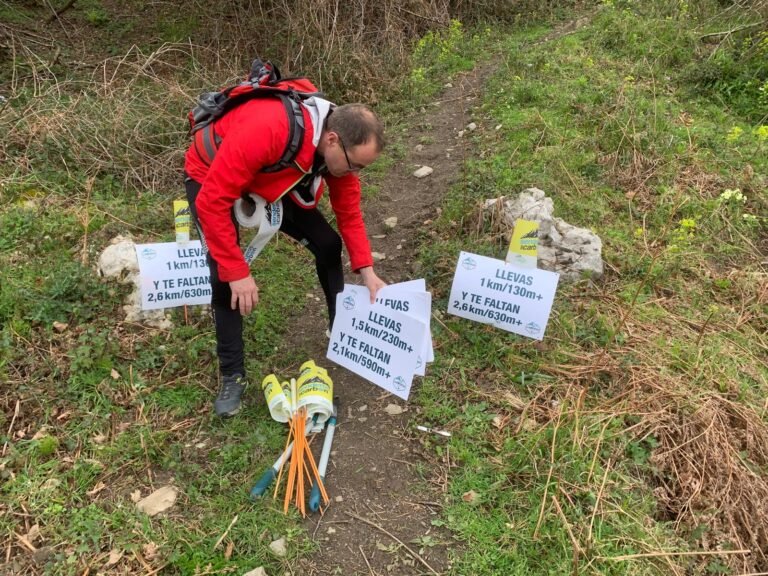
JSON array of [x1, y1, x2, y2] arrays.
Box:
[[506, 219, 539, 268], [297, 360, 333, 425], [174, 200, 191, 243], [262, 374, 291, 422]]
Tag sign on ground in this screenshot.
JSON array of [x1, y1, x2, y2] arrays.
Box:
[[447, 251, 559, 340], [135, 241, 211, 310]]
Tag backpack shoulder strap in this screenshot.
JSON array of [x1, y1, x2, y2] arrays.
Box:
[[260, 92, 306, 173]]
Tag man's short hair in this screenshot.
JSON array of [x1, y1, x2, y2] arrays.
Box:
[[328, 104, 385, 152]]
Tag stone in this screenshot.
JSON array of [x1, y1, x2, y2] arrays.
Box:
[[413, 166, 434, 179], [243, 568, 268, 576], [484, 188, 603, 281], [467, 122, 477, 131], [384, 404, 405, 416], [136, 486, 177, 516], [384, 216, 398, 229], [327, 527, 337, 535], [269, 537, 287, 558], [414, 144, 424, 152], [372, 252, 386, 262], [97, 235, 172, 329]]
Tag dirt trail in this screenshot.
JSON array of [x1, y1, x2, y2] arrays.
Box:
[[281, 66, 494, 576]]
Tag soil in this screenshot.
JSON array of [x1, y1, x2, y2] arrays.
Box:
[[279, 66, 496, 576]]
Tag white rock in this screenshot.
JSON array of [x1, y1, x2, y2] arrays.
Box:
[[359, 405, 368, 412], [384, 404, 405, 416], [335, 495, 344, 502], [327, 527, 337, 535], [372, 252, 386, 262], [444, 83, 453, 88], [243, 568, 268, 576], [484, 188, 604, 281], [384, 217, 398, 229], [495, 124, 503, 131], [413, 166, 434, 179], [97, 235, 139, 279], [414, 144, 424, 152], [269, 537, 287, 557], [457, 130, 465, 138], [467, 122, 477, 131], [136, 486, 177, 516], [97, 236, 172, 329]]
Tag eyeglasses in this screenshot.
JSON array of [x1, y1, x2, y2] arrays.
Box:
[[338, 136, 364, 172]]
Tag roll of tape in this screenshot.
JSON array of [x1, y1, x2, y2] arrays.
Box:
[[296, 360, 334, 432], [233, 194, 283, 264]]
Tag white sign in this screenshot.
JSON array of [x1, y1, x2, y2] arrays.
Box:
[[135, 241, 212, 310], [375, 282, 433, 375], [327, 285, 427, 400], [447, 251, 559, 340]]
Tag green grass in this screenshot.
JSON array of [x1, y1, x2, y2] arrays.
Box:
[[2, 1, 767, 574], [412, 2, 768, 574]]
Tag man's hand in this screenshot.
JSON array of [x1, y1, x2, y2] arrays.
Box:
[[229, 275, 259, 315], [359, 266, 386, 303]]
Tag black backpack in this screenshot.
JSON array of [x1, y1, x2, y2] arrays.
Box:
[[188, 59, 322, 173]]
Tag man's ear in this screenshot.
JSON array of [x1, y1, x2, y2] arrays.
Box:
[[325, 130, 340, 145]]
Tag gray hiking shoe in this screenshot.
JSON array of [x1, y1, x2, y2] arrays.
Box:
[[214, 374, 247, 417]]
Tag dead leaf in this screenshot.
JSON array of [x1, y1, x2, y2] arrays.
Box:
[[24, 525, 41, 544], [462, 490, 480, 505], [142, 542, 158, 560], [87, 482, 107, 497], [31, 427, 50, 441], [502, 392, 525, 411], [92, 433, 108, 445], [110, 369, 120, 380], [106, 549, 123, 566], [52, 321, 68, 332], [224, 540, 234, 560], [492, 415, 507, 430], [42, 478, 61, 490], [130, 490, 142, 503], [136, 486, 178, 516], [56, 411, 72, 422]]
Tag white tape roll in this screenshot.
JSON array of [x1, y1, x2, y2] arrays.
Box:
[[296, 360, 334, 433], [233, 194, 283, 264]]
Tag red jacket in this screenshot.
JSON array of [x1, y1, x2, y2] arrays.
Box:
[[184, 97, 373, 282]]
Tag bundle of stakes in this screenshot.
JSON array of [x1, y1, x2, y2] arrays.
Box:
[[273, 382, 329, 516]]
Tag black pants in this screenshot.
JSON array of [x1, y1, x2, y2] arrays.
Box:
[[185, 177, 344, 377]]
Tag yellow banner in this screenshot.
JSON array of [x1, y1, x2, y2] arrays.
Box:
[[506, 219, 539, 268]]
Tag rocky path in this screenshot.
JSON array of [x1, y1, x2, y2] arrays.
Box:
[[281, 66, 495, 575]]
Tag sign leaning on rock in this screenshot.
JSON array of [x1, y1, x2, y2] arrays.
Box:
[[134, 241, 212, 310], [448, 251, 559, 340]]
